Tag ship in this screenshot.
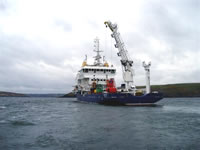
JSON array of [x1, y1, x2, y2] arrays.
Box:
[[74, 21, 163, 105]]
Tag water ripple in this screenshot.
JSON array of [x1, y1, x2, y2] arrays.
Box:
[[0, 106, 6, 109], [10, 120, 35, 126]]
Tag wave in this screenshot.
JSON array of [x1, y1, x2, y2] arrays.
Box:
[[0, 106, 6, 109], [36, 134, 57, 147], [11, 120, 35, 126], [0, 120, 7, 124], [164, 106, 200, 114]]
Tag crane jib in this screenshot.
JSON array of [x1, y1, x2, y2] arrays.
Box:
[[104, 21, 135, 91]]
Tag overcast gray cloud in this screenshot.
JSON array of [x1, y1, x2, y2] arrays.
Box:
[[0, 0, 199, 93], [0, 1, 6, 10]]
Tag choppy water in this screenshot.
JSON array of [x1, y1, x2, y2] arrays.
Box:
[[0, 97, 200, 150]]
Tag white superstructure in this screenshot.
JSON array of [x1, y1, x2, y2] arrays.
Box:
[[75, 38, 116, 92]]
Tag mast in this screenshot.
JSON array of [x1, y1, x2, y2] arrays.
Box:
[[93, 37, 103, 66], [143, 61, 151, 94]]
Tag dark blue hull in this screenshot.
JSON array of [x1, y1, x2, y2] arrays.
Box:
[[76, 92, 163, 105]]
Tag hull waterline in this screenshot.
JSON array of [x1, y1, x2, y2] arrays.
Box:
[[76, 92, 163, 106]]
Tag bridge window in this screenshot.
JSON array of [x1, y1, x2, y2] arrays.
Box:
[[111, 70, 115, 73], [82, 69, 88, 73]]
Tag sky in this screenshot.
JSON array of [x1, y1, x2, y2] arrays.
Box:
[[0, 0, 199, 93]]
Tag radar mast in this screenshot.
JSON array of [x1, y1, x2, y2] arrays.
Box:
[[93, 37, 103, 66]]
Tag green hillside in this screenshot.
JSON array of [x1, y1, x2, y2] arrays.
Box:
[[62, 83, 200, 98], [138, 83, 200, 97], [61, 92, 76, 98], [0, 91, 28, 97]]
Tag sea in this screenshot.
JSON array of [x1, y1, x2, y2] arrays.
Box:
[[0, 97, 200, 150]]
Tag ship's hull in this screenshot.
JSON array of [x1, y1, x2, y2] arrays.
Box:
[[76, 92, 163, 105]]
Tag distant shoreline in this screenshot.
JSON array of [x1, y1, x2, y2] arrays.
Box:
[[1, 83, 200, 98], [0, 91, 28, 97], [62, 83, 200, 98], [150, 83, 200, 98]]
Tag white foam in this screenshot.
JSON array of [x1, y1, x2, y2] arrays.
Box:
[[0, 106, 6, 109]]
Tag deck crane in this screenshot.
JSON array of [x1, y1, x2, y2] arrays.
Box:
[[104, 21, 135, 92]]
